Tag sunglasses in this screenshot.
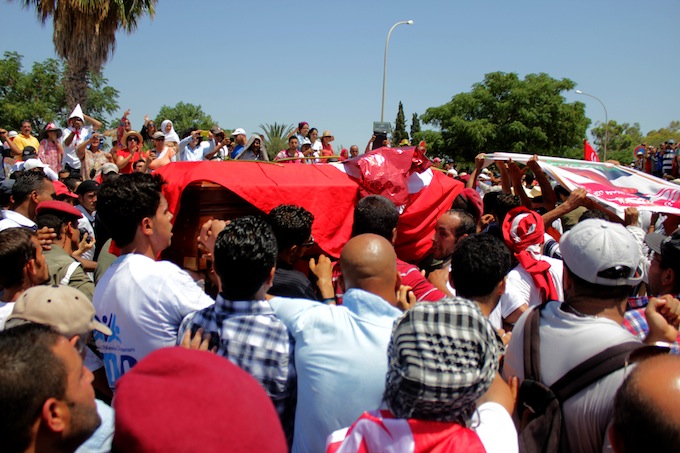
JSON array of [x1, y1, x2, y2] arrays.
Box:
[[127, 136, 140, 142]]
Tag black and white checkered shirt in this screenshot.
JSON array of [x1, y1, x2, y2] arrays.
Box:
[[179, 295, 296, 441]]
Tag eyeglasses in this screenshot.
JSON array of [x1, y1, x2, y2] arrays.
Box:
[[127, 136, 140, 142], [300, 235, 315, 247]]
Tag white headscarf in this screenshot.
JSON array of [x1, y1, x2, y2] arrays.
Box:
[[160, 120, 180, 144]]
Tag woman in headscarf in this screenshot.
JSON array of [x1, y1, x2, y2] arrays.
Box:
[[160, 120, 180, 145]]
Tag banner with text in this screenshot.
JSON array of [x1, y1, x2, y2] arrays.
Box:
[[485, 152, 680, 216]]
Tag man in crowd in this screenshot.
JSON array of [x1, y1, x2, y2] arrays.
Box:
[[5, 284, 116, 451], [0, 171, 55, 231], [3, 120, 40, 156], [343, 195, 445, 302], [450, 233, 512, 331], [75, 179, 98, 262], [179, 216, 296, 445], [0, 228, 49, 327], [177, 129, 215, 162], [266, 204, 334, 301], [270, 234, 404, 453], [349, 145, 359, 158], [328, 298, 516, 453], [275, 136, 304, 163], [230, 127, 248, 158], [93, 173, 213, 391], [62, 104, 102, 174], [35, 200, 94, 300], [623, 229, 680, 353], [609, 355, 680, 453], [499, 206, 563, 326], [0, 324, 101, 453], [427, 208, 477, 295], [504, 219, 680, 453]]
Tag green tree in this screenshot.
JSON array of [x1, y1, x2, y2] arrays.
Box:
[[644, 121, 680, 148], [0, 51, 118, 131], [421, 72, 590, 161], [155, 102, 215, 138], [19, 0, 156, 110], [411, 130, 444, 156], [392, 101, 408, 145], [410, 113, 421, 143], [590, 120, 642, 154], [259, 122, 293, 160]]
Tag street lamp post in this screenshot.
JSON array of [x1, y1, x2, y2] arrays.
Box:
[[576, 89, 609, 161], [381, 20, 414, 122]]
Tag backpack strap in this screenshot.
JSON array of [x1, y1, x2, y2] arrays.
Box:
[[550, 341, 641, 403], [59, 261, 82, 286], [523, 305, 544, 381]]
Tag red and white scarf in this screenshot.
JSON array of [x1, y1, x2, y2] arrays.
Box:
[[502, 206, 559, 304], [326, 410, 485, 453]]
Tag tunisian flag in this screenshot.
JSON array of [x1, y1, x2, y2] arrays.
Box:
[[584, 140, 600, 162]]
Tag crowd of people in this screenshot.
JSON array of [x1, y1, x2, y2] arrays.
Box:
[[0, 112, 389, 183], [0, 107, 679, 453], [632, 140, 680, 180]]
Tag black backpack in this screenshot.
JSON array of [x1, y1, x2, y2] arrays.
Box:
[[515, 305, 641, 453]]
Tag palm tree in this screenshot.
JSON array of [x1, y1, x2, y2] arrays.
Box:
[[19, 0, 156, 111], [259, 122, 293, 160]]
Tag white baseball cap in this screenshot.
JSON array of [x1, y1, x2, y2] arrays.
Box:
[[231, 128, 246, 136], [23, 158, 47, 171], [560, 219, 642, 286]]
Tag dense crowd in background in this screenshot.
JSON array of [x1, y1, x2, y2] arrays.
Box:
[[0, 104, 679, 453]]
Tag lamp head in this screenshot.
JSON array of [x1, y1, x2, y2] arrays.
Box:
[[406, 20, 414, 25]]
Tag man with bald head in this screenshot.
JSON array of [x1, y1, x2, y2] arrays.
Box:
[[609, 354, 680, 453], [271, 233, 404, 453]]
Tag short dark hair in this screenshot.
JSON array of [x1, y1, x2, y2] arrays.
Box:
[[288, 136, 298, 144], [0, 228, 37, 288], [351, 195, 398, 241], [578, 209, 609, 223], [96, 173, 165, 247], [451, 234, 511, 298], [0, 324, 66, 453], [214, 216, 277, 300], [447, 209, 476, 237], [36, 212, 78, 241], [554, 185, 570, 199], [63, 176, 81, 192], [493, 194, 521, 225], [611, 360, 680, 453], [12, 171, 50, 205], [482, 191, 501, 216], [564, 265, 631, 301], [266, 204, 313, 251]]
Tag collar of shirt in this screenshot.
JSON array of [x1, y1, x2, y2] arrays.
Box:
[[342, 288, 402, 322], [215, 294, 275, 316]]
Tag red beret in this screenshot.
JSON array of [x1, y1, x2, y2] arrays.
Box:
[[35, 200, 83, 218], [113, 347, 287, 453]]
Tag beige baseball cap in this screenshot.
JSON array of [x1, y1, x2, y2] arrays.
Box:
[[6, 285, 111, 338]]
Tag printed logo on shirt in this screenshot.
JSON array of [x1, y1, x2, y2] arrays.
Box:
[[95, 313, 137, 388]]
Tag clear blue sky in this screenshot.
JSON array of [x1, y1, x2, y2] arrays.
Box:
[[1, 0, 678, 152]]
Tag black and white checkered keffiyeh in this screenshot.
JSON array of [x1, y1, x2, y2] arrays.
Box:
[[384, 297, 502, 424]]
